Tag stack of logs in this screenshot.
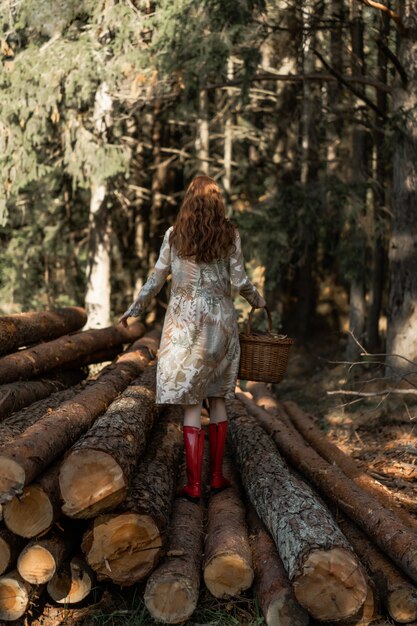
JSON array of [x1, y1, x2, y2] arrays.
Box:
[[0, 307, 416, 625]]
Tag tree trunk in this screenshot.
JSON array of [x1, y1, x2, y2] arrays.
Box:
[[47, 555, 95, 605], [17, 529, 77, 585], [0, 320, 145, 384], [60, 364, 158, 518], [203, 455, 254, 598], [386, 3, 417, 373], [81, 406, 183, 585], [143, 452, 209, 623], [247, 505, 309, 626], [226, 397, 367, 622], [0, 331, 158, 503], [0, 570, 40, 622], [0, 307, 87, 356], [0, 369, 86, 421], [283, 400, 417, 519], [3, 461, 62, 538], [196, 89, 210, 174], [338, 515, 417, 624], [85, 82, 113, 329], [0, 529, 26, 576], [241, 396, 417, 585]]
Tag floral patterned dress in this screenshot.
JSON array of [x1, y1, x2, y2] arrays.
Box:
[[124, 226, 263, 404]]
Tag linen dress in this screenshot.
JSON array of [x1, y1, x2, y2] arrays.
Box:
[[125, 226, 263, 404]]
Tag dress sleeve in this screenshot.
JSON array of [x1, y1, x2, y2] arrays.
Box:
[[124, 227, 172, 317], [229, 229, 264, 308]]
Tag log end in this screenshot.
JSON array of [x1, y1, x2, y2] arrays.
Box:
[[263, 589, 309, 626], [293, 547, 367, 621], [0, 457, 25, 504], [387, 586, 417, 623], [4, 485, 54, 538], [60, 449, 127, 519], [47, 556, 93, 604], [17, 544, 56, 585], [82, 513, 162, 585], [144, 576, 198, 624], [0, 538, 11, 577], [204, 553, 254, 598], [0, 572, 30, 621]]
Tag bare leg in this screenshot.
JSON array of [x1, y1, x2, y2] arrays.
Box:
[[183, 401, 203, 428], [207, 397, 227, 424]]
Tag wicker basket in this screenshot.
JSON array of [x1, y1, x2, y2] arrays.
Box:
[[238, 306, 294, 383]]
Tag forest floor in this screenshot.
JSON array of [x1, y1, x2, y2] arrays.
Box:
[[26, 330, 417, 626]]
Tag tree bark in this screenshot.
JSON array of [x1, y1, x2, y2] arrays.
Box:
[[3, 461, 62, 538], [204, 455, 254, 598], [0, 320, 145, 384], [0, 529, 26, 576], [240, 395, 417, 586], [0, 570, 40, 622], [17, 529, 77, 585], [196, 89, 210, 174], [247, 505, 309, 626], [0, 331, 159, 503], [0, 307, 87, 356], [338, 514, 417, 623], [81, 405, 183, 585], [47, 555, 95, 605], [0, 369, 86, 421], [60, 364, 158, 518], [226, 396, 367, 622], [143, 452, 209, 623], [386, 3, 417, 372], [283, 400, 417, 521]]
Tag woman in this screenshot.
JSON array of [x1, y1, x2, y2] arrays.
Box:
[[119, 175, 265, 501]]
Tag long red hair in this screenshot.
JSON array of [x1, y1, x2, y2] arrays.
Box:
[[169, 175, 236, 263]]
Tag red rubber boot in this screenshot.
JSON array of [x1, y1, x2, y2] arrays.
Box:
[[209, 421, 231, 492], [178, 426, 204, 502]]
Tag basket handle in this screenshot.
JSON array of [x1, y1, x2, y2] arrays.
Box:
[[246, 305, 273, 336]]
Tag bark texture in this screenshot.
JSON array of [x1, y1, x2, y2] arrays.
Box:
[[283, 400, 417, 521], [204, 455, 254, 598], [60, 364, 158, 518], [0, 320, 144, 384], [247, 505, 309, 626], [143, 453, 209, 623], [227, 396, 367, 621], [243, 396, 417, 586], [0, 307, 87, 357], [82, 405, 183, 585], [0, 332, 159, 503], [338, 515, 417, 624], [0, 369, 86, 421]]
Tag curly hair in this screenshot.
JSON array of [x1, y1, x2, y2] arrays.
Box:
[[169, 175, 236, 263]]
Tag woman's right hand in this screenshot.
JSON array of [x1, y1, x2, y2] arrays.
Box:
[[118, 313, 130, 327]]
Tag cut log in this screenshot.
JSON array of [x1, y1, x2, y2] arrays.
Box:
[[0, 369, 87, 421], [0, 570, 40, 621], [246, 505, 309, 626], [0, 319, 144, 384], [338, 515, 417, 624], [203, 454, 254, 598], [226, 396, 367, 622], [0, 307, 87, 356], [0, 331, 159, 503], [47, 555, 95, 605], [4, 462, 62, 538], [237, 393, 417, 587], [0, 529, 26, 576], [82, 406, 183, 585], [59, 364, 158, 518], [283, 400, 417, 519], [144, 449, 209, 624], [58, 345, 123, 370], [17, 528, 78, 585]]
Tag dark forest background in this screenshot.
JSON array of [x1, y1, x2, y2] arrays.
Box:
[[1, 0, 416, 371]]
